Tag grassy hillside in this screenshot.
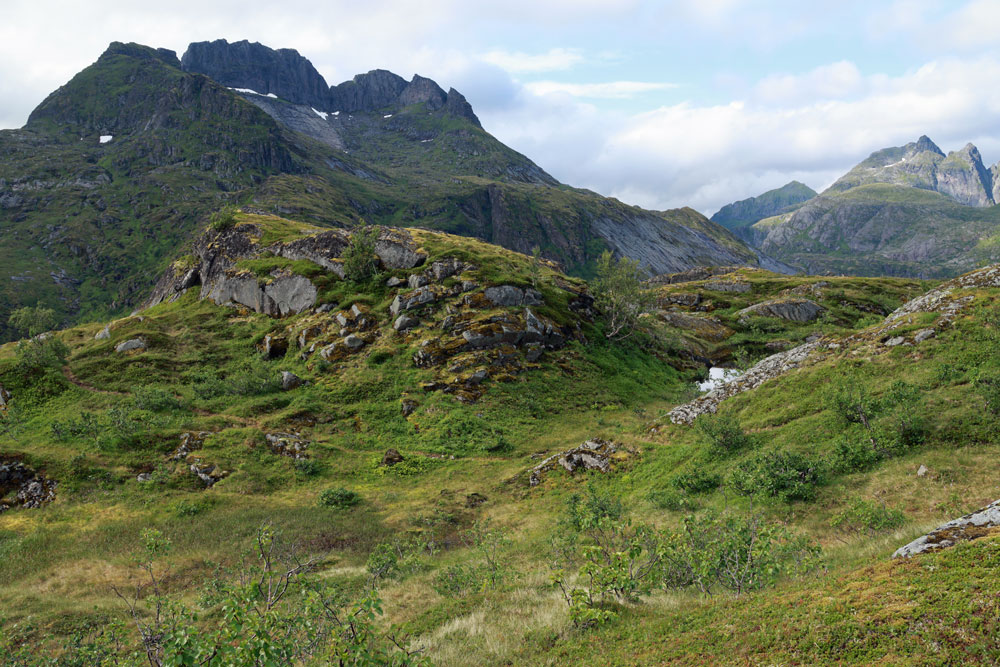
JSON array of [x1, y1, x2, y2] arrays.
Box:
[[3, 216, 1000, 664]]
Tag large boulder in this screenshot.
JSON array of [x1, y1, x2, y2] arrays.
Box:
[[893, 499, 1000, 558], [528, 439, 630, 487], [115, 338, 147, 353], [484, 285, 543, 307], [737, 299, 824, 323]]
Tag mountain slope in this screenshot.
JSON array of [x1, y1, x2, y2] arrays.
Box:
[[0, 40, 757, 341], [711, 180, 816, 232], [746, 137, 1000, 277]]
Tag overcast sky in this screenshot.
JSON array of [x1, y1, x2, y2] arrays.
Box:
[[3, 0, 1000, 215]]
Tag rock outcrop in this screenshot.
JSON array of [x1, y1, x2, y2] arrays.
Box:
[[893, 499, 1000, 558], [937, 143, 996, 207], [0, 460, 57, 511], [528, 439, 631, 487], [736, 299, 824, 323], [0, 384, 10, 410]]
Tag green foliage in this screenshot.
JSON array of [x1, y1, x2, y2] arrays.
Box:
[[342, 225, 380, 283], [696, 413, 757, 457], [131, 386, 183, 412], [208, 205, 238, 233], [592, 250, 653, 340], [432, 520, 512, 597], [319, 487, 360, 509], [188, 356, 280, 399], [8, 306, 58, 338], [670, 465, 721, 494], [659, 509, 821, 596], [830, 498, 905, 537], [292, 458, 322, 477], [9, 336, 69, 395], [730, 450, 823, 502], [974, 376, 1000, 415]]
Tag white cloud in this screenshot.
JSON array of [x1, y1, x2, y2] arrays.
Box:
[[524, 80, 676, 99], [480, 47, 584, 73]]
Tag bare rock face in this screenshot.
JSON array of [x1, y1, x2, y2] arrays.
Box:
[[0, 461, 57, 511], [936, 144, 995, 207], [736, 298, 824, 323], [893, 499, 1000, 558], [484, 285, 543, 307]]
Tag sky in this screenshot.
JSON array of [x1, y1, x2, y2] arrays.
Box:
[[2, 0, 1000, 216]]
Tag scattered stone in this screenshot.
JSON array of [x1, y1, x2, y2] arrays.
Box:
[[528, 439, 628, 487], [914, 328, 936, 343], [190, 463, 227, 487], [0, 384, 10, 409], [917, 464, 928, 477], [390, 286, 438, 316], [884, 336, 906, 347], [298, 326, 323, 349], [343, 334, 366, 350], [382, 448, 405, 466], [460, 280, 478, 293], [95, 325, 110, 341], [280, 371, 302, 390], [0, 461, 57, 511], [115, 338, 147, 353], [408, 274, 430, 289], [465, 492, 488, 508], [136, 473, 153, 483], [401, 399, 418, 417], [172, 432, 210, 461], [394, 314, 419, 331], [315, 303, 336, 313], [893, 498, 1000, 558], [386, 276, 405, 288], [265, 432, 310, 459]]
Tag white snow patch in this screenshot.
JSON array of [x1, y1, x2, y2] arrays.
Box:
[[420, 139, 433, 143], [332, 111, 340, 116], [229, 87, 260, 95], [99, 135, 113, 144], [266, 93, 278, 99], [383, 114, 393, 119], [311, 107, 329, 120]]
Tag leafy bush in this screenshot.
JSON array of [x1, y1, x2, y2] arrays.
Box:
[[8, 306, 58, 338], [659, 510, 821, 596], [208, 205, 238, 233], [318, 487, 360, 509], [670, 465, 721, 494], [830, 498, 905, 537], [131, 386, 182, 412], [342, 226, 380, 282], [293, 458, 321, 477], [696, 413, 757, 457], [647, 488, 698, 512], [829, 435, 882, 474], [189, 357, 279, 399], [974, 376, 1000, 415], [730, 450, 823, 502]]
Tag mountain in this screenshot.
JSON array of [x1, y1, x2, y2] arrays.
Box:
[[710, 180, 816, 233], [742, 137, 1000, 278], [0, 39, 757, 342], [827, 135, 996, 207]]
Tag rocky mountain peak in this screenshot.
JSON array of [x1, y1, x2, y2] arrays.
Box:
[[938, 142, 994, 207], [329, 69, 408, 112], [101, 41, 180, 68], [913, 135, 944, 156], [182, 39, 333, 109], [399, 74, 448, 109]]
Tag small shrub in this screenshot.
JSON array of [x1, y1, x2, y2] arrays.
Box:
[[8, 306, 58, 338], [670, 465, 721, 494], [730, 450, 823, 502], [293, 458, 321, 477], [830, 498, 905, 537], [696, 413, 756, 457], [342, 226, 379, 282], [829, 436, 882, 474], [648, 488, 698, 512], [208, 205, 238, 233], [131, 386, 182, 412], [974, 376, 1000, 415], [319, 487, 360, 509]]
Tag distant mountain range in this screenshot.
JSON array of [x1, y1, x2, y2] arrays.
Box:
[[712, 136, 1000, 278], [0, 39, 757, 341]]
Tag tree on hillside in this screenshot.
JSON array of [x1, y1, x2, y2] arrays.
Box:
[[342, 225, 380, 282], [591, 251, 653, 340], [8, 306, 58, 338]]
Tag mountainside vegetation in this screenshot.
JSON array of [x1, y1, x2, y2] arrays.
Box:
[[3, 206, 1000, 664]]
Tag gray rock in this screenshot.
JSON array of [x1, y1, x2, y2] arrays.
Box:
[[262, 334, 288, 359], [382, 448, 405, 466], [914, 328, 936, 343], [393, 314, 419, 331], [343, 334, 365, 350], [529, 439, 622, 487], [190, 463, 225, 487], [401, 399, 418, 417], [430, 258, 466, 281], [917, 464, 928, 477], [115, 338, 147, 353], [0, 385, 10, 409], [136, 473, 153, 483], [408, 274, 429, 289], [893, 498, 1000, 558], [460, 280, 478, 293], [265, 432, 310, 459], [318, 342, 340, 360], [280, 371, 302, 390], [484, 285, 544, 307], [95, 325, 110, 341], [390, 286, 437, 315], [885, 336, 906, 347], [386, 276, 405, 288], [704, 281, 751, 293], [315, 303, 336, 313], [736, 299, 824, 323]]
